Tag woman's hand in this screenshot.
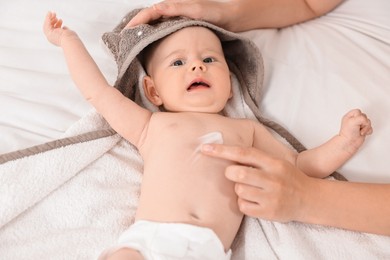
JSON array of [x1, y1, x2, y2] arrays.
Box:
[[201, 144, 314, 222], [202, 143, 390, 235], [126, 0, 233, 30]]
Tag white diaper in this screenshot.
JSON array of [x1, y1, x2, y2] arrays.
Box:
[[99, 220, 232, 260]]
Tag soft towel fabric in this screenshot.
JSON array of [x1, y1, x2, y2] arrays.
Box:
[[232, 217, 390, 259]]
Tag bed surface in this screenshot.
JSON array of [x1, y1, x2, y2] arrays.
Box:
[[1, 0, 389, 183]]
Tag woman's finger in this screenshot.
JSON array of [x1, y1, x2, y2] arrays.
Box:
[[126, 0, 227, 28], [126, 5, 163, 28], [201, 144, 275, 169], [225, 164, 264, 186]]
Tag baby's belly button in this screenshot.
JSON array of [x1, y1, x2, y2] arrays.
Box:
[[189, 212, 201, 221]]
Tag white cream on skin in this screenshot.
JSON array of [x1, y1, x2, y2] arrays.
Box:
[[189, 131, 223, 164]]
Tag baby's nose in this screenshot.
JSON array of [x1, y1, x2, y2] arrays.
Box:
[[191, 61, 206, 71]]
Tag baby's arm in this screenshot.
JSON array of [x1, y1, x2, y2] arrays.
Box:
[[252, 109, 372, 178], [43, 12, 151, 147], [295, 109, 372, 178]]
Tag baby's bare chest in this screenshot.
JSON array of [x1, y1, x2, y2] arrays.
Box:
[[140, 113, 253, 160]]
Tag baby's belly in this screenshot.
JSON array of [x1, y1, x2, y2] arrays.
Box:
[[135, 153, 243, 250]]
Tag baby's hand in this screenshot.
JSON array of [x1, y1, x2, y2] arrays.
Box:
[[339, 109, 373, 153], [43, 12, 72, 46]]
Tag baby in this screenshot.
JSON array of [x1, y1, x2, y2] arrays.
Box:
[[43, 12, 372, 260]]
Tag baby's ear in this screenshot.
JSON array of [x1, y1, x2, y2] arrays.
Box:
[[143, 76, 163, 106]]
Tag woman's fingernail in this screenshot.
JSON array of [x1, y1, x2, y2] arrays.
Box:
[[202, 144, 214, 152], [154, 2, 168, 11]]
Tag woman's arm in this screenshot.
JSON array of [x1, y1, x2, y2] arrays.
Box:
[[201, 144, 390, 235], [302, 176, 390, 235], [126, 0, 344, 32], [225, 0, 344, 31]]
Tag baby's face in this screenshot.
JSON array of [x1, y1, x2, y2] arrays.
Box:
[[143, 26, 232, 113]]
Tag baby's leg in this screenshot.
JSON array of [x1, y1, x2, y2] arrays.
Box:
[[106, 248, 144, 260]]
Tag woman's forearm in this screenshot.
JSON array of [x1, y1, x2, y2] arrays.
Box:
[[300, 178, 390, 235], [227, 0, 344, 31]]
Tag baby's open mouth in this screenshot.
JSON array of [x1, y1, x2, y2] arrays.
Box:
[[187, 81, 210, 91]]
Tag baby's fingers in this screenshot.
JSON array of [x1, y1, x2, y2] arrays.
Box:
[[43, 12, 52, 32], [343, 108, 364, 119], [341, 109, 373, 136], [53, 18, 63, 29], [43, 11, 68, 47], [44, 12, 55, 29], [360, 119, 373, 136], [45, 12, 62, 28], [351, 113, 373, 136], [49, 13, 62, 28], [354, 112, 373, 136]]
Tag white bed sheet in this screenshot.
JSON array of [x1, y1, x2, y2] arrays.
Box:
[[1, 0, 389, 183]]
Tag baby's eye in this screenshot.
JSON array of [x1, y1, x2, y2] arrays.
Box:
[[172, 60, 184, 66], [203, 57, 215, 63]]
